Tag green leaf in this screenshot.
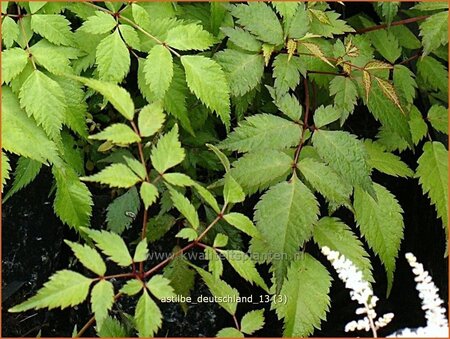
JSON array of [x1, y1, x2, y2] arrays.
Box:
[[202, 246, 221, 277], [53, 165, 93, 231], [417, 55, 448, 95], [2, 86, 58, 164], [176, 228, 198, 242], [2, 48, 28, 84], [393, 65, 417, 107], [138, 102, 166, 137], [272, 92, 303, 122], [89, 123, 141, 145], [64, 240, 105, 276], [230, 150, 292, 194], [309, 10, 354, 37], [220, 114, 301, 153], [274, 254, 331, 337], [297, 158, 352, 206], [106, 186, 141, 234], [287, 5, 309, 39], [190, 265, 239, 315], [354, 183, 404, 295], [312, 130, 373, 194], [223, 213, 260, 239], [231, 3, 283, 45], [215, 49, 264, 97], [364, 140, 413, 178], [216, 328, 244, 338], [329, 76, 358, 123], [140, 182, 159, 210], [220, 27, 262, 52], [240, 309, 265, 335], [1, 152, 11, 192], [119, 24, 141, 51], [19, 70, 66, 140], [71, 75, 135, 120], [9, 270, 93, 312], [220, 250, 269, 292], [144, 45, 173, 99], [409, 106, 428, 145], [134, 239, 149, 262], [147, 275, 175, 300], [416, 141, 448, 229], [135, 290, 162, 337], [206, 144, 230, 172], [166, 23, 215, 51], [181, 55, 230, 127], [81, 163, 142, 188], [273, 54, 302, 95], [91, 280, 115, 331], [82, 228, 133, 267], [224, 173, 245, 204], [419, 11, 448, 55], [80, 11, 117, 34], [97, 316, 127, 338], [150, 124, 185, 174], [313, 217, 373, 282], [163, 173, 195, 187], [213, 234, 229, 248], [29, 41, 73, 75], [391, 25, 421, 50], [120, 279, 144, 296], [169, 188, 199, 229], [313, 105, 341, 128], [413, 2, 448, 11], [2, 16, 20, 49], [29, 2, 47, 13], [96, 29, 130, 83], [427, 105, 448, 134], [30, 14, 73, 46], [254, 177, 319, 290], [192, 182, 221, 214], [163, 255, 195, 312]]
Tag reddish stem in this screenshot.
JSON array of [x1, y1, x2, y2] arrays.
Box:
[[355, 15, 429, 34]]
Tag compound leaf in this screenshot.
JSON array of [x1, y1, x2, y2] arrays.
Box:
[[96, 29, 130, 83], [89, 123, 141, 145], [150, 124, 185, 174], [91, 280, 115, 331], [166, 23, 215, 51], [81, 163, 142, 188], [64, 240, 106, 276], [144, 44, 173, 99], [135, 290, 162, 338], [30, 14, 73, 46]]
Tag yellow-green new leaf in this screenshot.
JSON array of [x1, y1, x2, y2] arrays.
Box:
[[135, 290, 162, 338], [169, 188, 199, 229], [134, 239, 149, 262], [138, 102, 166, 138], [274, 254, 331, 337], [9, 270, 93, 312], [241, 309, 265, 335], [30, 14, 73, 46], [144, 45, 173, 99], [80, 11, 117, 35], [224, 173, 245, 204], [19, 70, 66, 141], [2, 48, 28, 84], [140, 182, 159, 209], [91, 280, 114, 331], [151, 124, 185, 174], [147, 275, 175, 300], [176, 228, 198, 241], [64, 240, 106, 276], [416, 142, 448, 229], [166, 23, 215, 51], [163, 173, 195, 187], [223, 213, 260, 239], [2, 87, 59, 164], [217, 328, 244, 338], [419, 11, 448, 55], [2, 16, 20, 49], [191, 265, 239, 315], [192, 183, 221, 214], [81, 163, 141, 188], [96, 29, 130, 83], [354, 183, 404, 295], [71, 76, 135, 120], [120, 279, 144, 296], [89, 124, 141, 145], [181, 55, 230, 128], [82, 228, 133, 267]]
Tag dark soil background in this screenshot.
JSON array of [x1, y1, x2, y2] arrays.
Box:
[[2, 2, 448, 338]]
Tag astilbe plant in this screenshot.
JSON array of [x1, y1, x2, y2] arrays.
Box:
[[1, 1, 448, 337]]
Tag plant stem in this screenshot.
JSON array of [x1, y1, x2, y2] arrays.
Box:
[[17, 6, 36, 70], [104, 272, 135, 280], [307, 70, 347, 77], [292, 77, 311, 171], [399, 52, 422, 65], [355, 15, 429, 34], [232, 314, 240, 330]]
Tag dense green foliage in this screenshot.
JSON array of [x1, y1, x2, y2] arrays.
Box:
[[2, 1, 448, 337]]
